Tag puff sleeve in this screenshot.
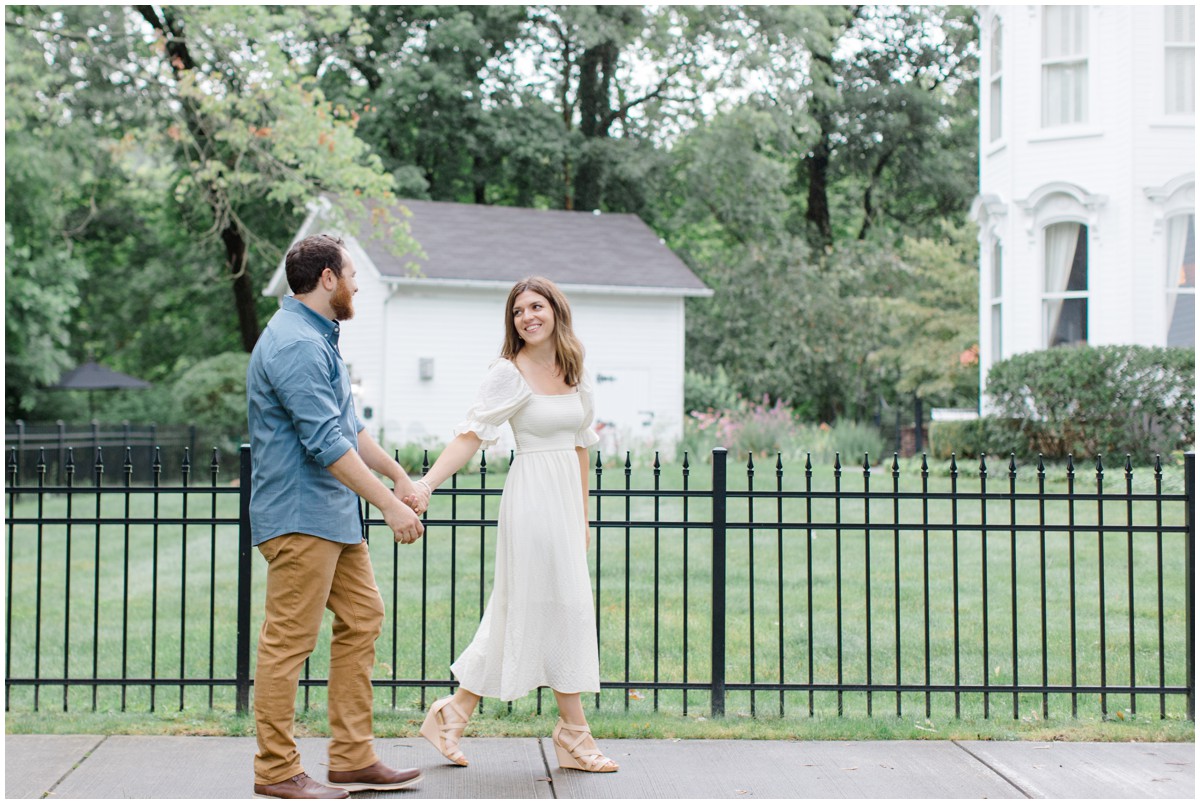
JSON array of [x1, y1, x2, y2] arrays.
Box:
[[574, 369, 601, 449], [453, 359, 532, 448]]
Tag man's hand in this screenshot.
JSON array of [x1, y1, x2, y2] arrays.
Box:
[[383, 499, 424, 544]]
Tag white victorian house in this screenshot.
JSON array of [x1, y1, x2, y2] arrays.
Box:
[[972, 5, 1195, 397], [266, 197, 711, 455]]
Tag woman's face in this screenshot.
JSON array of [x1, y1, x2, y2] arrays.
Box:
[[512, 289, 555, 346]]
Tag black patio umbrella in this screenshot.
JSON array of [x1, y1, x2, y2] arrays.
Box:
[[52, 360, 152, 418]]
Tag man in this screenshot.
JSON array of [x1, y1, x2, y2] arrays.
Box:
[[247, 233, 425, 799]]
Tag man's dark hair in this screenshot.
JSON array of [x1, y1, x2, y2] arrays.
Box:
[[285, 234, 347, 295]]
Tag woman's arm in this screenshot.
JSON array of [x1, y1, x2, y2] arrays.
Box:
[[405, 432, 483, 512], [357, 428, 417, 499], [577, 446, 590, 549]]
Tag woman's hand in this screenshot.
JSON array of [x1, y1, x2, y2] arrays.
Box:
[[401, 478, 432, 515]]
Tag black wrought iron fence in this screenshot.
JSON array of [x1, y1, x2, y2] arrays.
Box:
[[5, 421, 233, 484], [5, 444, 1194, 722]]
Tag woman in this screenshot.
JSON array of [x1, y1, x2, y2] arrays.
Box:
[[404, 276, 617, 774]]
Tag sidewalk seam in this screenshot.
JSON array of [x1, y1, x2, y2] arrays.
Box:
[[536, 737, 559, 799], [951, 740, 1035, 799], [42, 734, 108, 799]]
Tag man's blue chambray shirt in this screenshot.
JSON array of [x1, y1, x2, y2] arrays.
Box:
[[247, 295, 365, 546]]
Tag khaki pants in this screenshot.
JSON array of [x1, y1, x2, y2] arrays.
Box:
[[253, 533, 385, 785]]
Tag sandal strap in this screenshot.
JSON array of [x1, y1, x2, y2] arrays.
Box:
[[555, 720, 614, 771], [437, 701, 468, 752]]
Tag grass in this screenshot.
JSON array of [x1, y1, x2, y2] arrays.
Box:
[[4, 452, 1193, 741], [5, 706, 1194, 742]]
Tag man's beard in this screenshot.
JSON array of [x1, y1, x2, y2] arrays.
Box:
[[330, 281, 354, 321]]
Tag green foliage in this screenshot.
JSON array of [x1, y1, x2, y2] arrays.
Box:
[[681, 396, 887, 467], [171, 352, 251, 453], [684, 367, 741, 414], [5, 4, 985, 438], [927, 418, 1017, 462], [867, 220, 981, 408], [985, 346, 1196, 460], [829, 421, 890, 466]]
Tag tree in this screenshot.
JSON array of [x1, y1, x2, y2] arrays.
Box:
[[883, 221, 981, 406], [5, 6, 124, 417], [311, 5, 530, 203], [725, 5, 979, 252], [6, 6, 419, 418], [129, 5, 403, 351]]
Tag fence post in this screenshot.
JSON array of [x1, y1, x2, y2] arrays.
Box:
[[56, 420, 66, 486], [16, 419, 25, 479], [914, 398, 924, 454], [236, 444, 253, 715], [711, 447, 727, 718], [1186, 452, 1195, 722]]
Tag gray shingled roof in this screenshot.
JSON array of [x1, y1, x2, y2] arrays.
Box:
[[347, 197, 710, 294]]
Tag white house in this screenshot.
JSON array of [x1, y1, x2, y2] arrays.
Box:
[[265, 197, 712, 455], [972, 5, 1195, 398]]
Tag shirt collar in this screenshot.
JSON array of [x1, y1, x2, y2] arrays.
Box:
[[282, 295, 341, 347]]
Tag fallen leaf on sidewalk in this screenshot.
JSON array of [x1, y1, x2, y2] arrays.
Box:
[[841, 767, 858, 771]]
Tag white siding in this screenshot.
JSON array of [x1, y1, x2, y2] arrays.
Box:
[[976, 5, 1195, 399]]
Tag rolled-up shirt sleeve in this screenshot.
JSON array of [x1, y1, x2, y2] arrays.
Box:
[[268, 341, 354, 467]]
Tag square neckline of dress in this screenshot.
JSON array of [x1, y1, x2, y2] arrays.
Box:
[[503, 357, 580, 398]]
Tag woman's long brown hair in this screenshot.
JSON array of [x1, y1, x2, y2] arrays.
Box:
[[501, 276, 585, 387]]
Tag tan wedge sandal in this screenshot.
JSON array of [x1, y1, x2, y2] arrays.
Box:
[[552, 718, 619, 773], [420, 696, 470, 766]]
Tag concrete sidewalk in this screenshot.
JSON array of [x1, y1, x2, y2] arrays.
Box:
[[4, 734, 1194, 799]]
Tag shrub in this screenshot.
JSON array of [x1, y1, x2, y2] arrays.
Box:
[[827, 420, 888, 466], [172, 351, 251, 455], [927, 419, 1009, 461], [684, 366, 741, 414], [681, 395, 887, 467], [985, 345, 1195, 460], [688, 395, 803, 461]]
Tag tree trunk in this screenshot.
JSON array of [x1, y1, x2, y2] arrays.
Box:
[[573, 41, 616, 213], [221, 225, 261, 352], [858, 145, 897, 240], [803, 127, 834, 253], [138, 5, 261, 351]]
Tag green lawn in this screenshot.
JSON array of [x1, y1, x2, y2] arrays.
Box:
[[4, 452, 1193, 740]]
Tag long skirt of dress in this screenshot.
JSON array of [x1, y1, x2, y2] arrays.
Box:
[[449, 448, 600, 701]]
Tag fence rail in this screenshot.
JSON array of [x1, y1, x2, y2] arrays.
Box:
[[5, 443, 1194, 722]]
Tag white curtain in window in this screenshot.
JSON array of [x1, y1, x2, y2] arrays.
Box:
[[1165, 215, 1190, 326], [1165, 48, 1195, 115], [1165, 6, 1195, 115], [1042, 6, 1088, 125], [1044, 222, 1081, 341]]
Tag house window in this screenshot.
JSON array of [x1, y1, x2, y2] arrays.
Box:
[[990, 241, 1003, 362], [1166, 213, 1195, 347], [1165, 5, 1195, 115], [1042, 5, 1088, 127], [990, 16, 1003, 142], [1043, 222, 1088, 347]]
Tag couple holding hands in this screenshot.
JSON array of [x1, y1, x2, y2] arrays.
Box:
[[246, 234, 615, 800]]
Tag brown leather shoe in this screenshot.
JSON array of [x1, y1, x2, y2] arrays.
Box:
[[327, 760, 423, 792], [253, 772, 350, 799]]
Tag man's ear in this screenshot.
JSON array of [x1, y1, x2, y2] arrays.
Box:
[[320, 267, 337, 290]]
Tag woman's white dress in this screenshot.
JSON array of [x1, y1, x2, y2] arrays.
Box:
[[449, 358, 601, 701]]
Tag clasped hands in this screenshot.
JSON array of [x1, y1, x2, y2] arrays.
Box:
[[401, 479, 431, 516], [383, 479, 431, 545]]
